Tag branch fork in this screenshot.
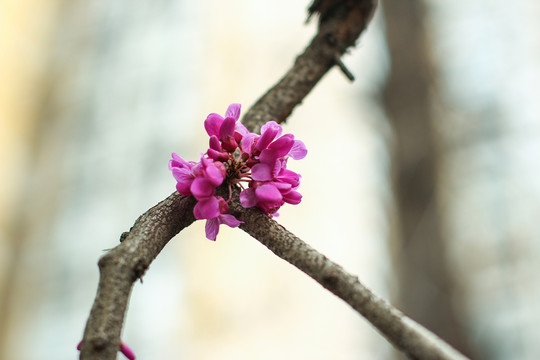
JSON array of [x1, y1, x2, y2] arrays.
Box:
[[80, 1, 468, 359]]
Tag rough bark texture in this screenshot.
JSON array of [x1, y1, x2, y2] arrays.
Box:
[[82, 1, 465, 359], [81, 2, 378, 358], [228, 191, 468, 360], [241, 0, 377, 133], [80, 194, 196, 359], [381, 1, 477, 358]]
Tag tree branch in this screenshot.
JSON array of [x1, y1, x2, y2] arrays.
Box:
[[227, 191, 469, 360], [241, 0, 377, 133], [80, 193, 196, 359], [82, 3, 378, 357], [79, 2, 467, 360]]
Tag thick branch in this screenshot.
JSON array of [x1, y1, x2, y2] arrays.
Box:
[[241, 0, 377, 133], [80, 193, 195, 359], [228, 194, 468, 360], [81, 1, 381, 359]]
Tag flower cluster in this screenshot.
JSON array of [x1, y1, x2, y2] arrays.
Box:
[[170, 103, 307, 241]]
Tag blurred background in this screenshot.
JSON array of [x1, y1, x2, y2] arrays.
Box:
[[1, 0, 540, 359]]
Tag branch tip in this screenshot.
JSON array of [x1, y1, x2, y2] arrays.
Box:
[[333, 53, 355, 81]]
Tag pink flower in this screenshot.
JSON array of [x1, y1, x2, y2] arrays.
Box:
[[169, 153, 196, 195], [207, 135, 229, 161], [253, 121, 307, 159], [171, 152, 243, 241], [120, 343, 136, 360], [289, 139, 308, 160], [239, 168, 302, 216], [204, 197, 243, 241], [204, 103, 248, 153], [170, 103, 306, 240], [189, 155, 225, 200], [255, 121, 282, 152], [193, 196, 220, 219], [77, 340, 135, 360]]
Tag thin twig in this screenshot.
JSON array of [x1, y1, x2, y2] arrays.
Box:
[[82, 1, 475, 360], [241, 0, 377, 133], [334, 53, 355, 81], [82, 3, 378, 356], [227, 191, 469, 360]]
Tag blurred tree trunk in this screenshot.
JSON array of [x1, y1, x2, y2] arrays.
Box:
[[381, 1, 478, 358]]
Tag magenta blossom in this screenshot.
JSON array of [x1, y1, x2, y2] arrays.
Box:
[[204, 197, 243, 240], [169, 153, 196, 195], [77, 340, 135, 360], [170, 103, 306, 240], [204, 103, 248, 153]]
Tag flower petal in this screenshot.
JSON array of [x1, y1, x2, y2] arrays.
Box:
[[219, 117, 236, 140], [207, 148, 229, 162], [204, 113, 224, 137], [251, 163, 273, 181], [268, 134, 294, 158], [204, 163, 225, 186], [289, 140, 307, 160], [172, 170, 195, 196], [240, 188, 257, 208], [283, 189, 302, 205], [191, 178, 215, 199], [277, 168, 300, 186], [235, 122, 249, 136], [194, 197, 220, 219], [209, 135, 223, 151], [260, 121, 282, 139], [225, 103, 241, 120], [259, 148, 278, 165], [255, 184, 283, 203], [219, 213, 243, 228], [169, 153, 192, 170], [171, 167, 190, 183], [120, 342, 136, 360], [256, 125, 279, 151], [205, 218, 220, 241], [240, 133, 257, 154], [219, 117, 239, 152], [272, 157, 284, 177], [273, 181, 292, 192], [176, 181, 192, 196]]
